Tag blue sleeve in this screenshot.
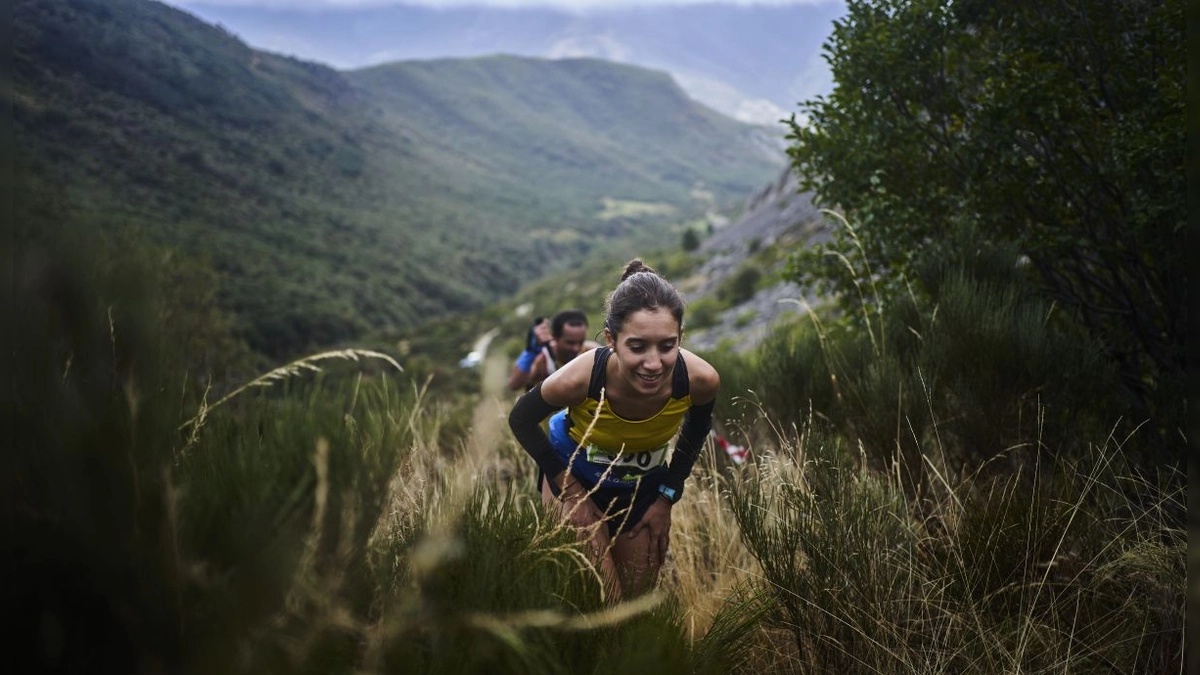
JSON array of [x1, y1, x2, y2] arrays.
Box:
[[514, 348, 539, 373]]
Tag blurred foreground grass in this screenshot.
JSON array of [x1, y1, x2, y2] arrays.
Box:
[[6, 231, 1183, 674]]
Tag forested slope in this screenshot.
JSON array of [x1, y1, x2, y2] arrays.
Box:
[[13, 0, 783, 359]]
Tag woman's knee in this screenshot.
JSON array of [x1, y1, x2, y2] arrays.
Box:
[[614, 533, 661, 596]]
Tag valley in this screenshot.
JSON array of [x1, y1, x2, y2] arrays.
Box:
[[13, 0, 787, 366]]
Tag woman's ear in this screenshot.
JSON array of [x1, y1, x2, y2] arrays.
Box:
[[603, 327, 614, 348]]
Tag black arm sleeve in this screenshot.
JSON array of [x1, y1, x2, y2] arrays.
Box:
[[661, 399, 715, 497], [508, 384, 569, 480]]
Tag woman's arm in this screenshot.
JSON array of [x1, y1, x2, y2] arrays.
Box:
[[660, 350, 721, 500], [659, 399, 714, 500], [508, 384, 569, 479], [507, 350, 594, 488]]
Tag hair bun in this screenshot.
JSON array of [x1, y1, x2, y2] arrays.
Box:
[[621, 258, 657, 281]]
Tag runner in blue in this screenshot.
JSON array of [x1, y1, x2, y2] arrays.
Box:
[[507, 309, 598, 392]]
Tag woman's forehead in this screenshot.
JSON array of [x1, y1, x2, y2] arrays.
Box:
[[618, 308, 680, 338]]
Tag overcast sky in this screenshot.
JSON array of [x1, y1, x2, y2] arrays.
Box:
[[172, 0, 838, 10], [163, 0, 844, 123]]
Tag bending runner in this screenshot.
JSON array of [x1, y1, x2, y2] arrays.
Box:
[[509, 259, 719, 601]]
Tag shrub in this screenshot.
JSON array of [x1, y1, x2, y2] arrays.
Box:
[[681, 227, 701, 252], [728, 416, 1185, 674], [755, 235, 1124, 490], [718, 265, 762, 305], [686, 297, 721, 331]]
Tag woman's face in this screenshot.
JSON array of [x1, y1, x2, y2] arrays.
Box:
[[606, 308, 681, 395]]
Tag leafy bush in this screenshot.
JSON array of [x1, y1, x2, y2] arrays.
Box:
[[685, 297, 722, 331], [757, 231, 1126, 490], [717, 264, 763, 305], [787, 0, 1185, 456], [681, 227, 701, 252]]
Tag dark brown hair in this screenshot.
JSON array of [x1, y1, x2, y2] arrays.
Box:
[[551, 309, 588, 338], [603, 259, 685, 337]]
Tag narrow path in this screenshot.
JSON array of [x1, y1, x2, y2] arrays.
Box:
[[463, 329, 514, 459]]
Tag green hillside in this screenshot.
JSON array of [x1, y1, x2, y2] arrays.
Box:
[[13, 0, 783, 360], [352, 56, 783, 226]]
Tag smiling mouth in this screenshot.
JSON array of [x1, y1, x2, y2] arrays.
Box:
[[636, 372, 662, 385]]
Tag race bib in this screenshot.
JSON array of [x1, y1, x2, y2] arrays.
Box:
[[584, 443, 668, 472]]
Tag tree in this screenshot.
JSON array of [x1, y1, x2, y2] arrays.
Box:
[[681, 226, 701, 252], [786, 0, 1185, 444]]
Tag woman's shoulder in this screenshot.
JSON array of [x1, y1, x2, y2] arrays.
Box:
[[680, 348, 720, 402], [539, 347, 599, 407]]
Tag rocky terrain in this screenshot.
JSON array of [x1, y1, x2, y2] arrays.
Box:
[[684, 167, 833, 353]]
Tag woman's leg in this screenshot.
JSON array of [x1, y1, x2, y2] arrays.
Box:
[[611, 527, 662, 597], [541, 478, 623, 602], [611, 488, 667, 597]]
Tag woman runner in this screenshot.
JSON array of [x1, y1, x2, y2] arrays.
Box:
[[508, 259, 719, 601]]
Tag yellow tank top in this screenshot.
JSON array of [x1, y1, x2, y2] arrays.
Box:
[[565, 347, 691, 468]]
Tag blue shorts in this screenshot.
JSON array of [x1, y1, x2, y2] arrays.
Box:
[[544, 410, 667, 536]]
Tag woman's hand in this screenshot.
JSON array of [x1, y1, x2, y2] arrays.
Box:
[[627, 496, 673, 567]]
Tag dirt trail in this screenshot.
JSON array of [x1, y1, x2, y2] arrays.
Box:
[[463, 332, 514, 459]]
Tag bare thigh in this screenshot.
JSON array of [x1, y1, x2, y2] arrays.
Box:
[[540, 479, 619, 582], [612, 523, 662, 597]]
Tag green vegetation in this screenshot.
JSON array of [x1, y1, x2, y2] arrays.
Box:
[[7, 230, 763, 674], [704, 2, 1184, 667], [715, 243, 1132, 488], [680, 227, 701, 253], [695, 227, 1183, 672], [786, 0, 1185, 461], [9, 0, 1184, 673], [10, 226, 1182, 673], [716, 263, 764, 306], [727, 418, 1183, 674], [13, 0, 782, 363]]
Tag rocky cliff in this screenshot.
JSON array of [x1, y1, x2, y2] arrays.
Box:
[[685, 167, 832, 353]]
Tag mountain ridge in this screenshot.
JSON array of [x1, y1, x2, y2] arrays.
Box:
[[14, 0, 784, 359], [165, 1, 847, 125]]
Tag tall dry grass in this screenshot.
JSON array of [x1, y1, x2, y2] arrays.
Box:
[[11, 224, 1184, 674], [697, 212, 1185, 673], [663, 443, 770, 648], [723, 409, 1185, 674]]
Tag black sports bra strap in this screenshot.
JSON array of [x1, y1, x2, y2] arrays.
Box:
[[588, 346, 689, 400], [588, 346, 611, 400], [672, 351, 690, 399]]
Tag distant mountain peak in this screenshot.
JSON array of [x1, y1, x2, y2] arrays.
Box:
[[165, 1, 846, 125]]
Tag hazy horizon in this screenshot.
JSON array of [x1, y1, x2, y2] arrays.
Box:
[[162, 0, 846, 124]]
